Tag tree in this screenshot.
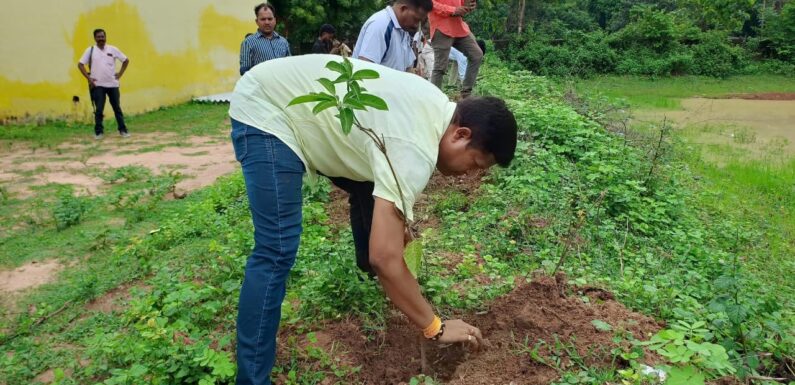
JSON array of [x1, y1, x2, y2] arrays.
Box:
[[269, 0, 383, 51]]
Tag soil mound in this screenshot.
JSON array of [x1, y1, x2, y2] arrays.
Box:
[[291, 274, 662, 385]]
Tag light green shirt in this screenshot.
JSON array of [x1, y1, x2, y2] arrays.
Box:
[[229, 54, 456, 220]]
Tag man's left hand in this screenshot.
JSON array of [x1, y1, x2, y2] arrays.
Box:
[[114, 72, 123, 80]]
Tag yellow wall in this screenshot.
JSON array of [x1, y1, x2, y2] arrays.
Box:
[[0, 0, 254, 121]]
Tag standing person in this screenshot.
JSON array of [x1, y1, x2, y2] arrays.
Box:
[[311, 24, 337, 54], [429, 0, 483, 98], [352, 0, 433, 72], [230, 54, 516, 384], [239, 3, 290, 76], [447, 47, 467, 86], [77, 28, 130, 139]]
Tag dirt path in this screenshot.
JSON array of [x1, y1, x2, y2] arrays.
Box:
[[283, 275, 662, 385], [0, 131, 237, 199]]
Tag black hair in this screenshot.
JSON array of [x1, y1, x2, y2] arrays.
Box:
[[396, 0, 433, 12], [455, 96, 517, 167], [319, 24, 336, 36], [93, 28, 105, 37], [254, 3, 276, 16], [477, 39, 487, 55]]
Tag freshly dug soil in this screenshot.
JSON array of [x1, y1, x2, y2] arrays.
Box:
[[288, 274, 662, 385]]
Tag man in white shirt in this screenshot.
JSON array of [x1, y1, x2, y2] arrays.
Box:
[[353, 0, 433, 72], [229, 54, 517, 385], [78, 29, 130, 139]]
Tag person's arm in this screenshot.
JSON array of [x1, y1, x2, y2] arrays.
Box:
[[239, 39, 251, 75], [369, 198, 485, 347], [115, 59, 129, 80], [77, 63, 93, 84], [352, 21, 387, 64], [432, 1, 468, 17], [77, 48, 95, 85]]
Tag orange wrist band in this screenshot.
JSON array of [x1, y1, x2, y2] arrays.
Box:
[[423, 315, 442, 339]]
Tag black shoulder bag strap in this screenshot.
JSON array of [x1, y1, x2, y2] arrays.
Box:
[[88, 46, 96, 112]]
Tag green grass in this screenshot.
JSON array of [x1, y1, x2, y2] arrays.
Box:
[[0, 102, 229, 146], [688, 155, 795, 296], [2, 62, 794, 384], [571, 74, 795, 110]]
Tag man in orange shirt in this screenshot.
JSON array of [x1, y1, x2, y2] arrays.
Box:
[[428, 0, 483, 97]]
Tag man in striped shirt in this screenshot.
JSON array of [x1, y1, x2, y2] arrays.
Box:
[[239, 3, 290, 76]]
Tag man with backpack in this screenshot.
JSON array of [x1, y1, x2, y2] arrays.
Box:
[[352, 0, 433, 72], [78, 28, 130, 139]]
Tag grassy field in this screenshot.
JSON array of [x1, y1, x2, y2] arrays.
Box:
[[1, 63, 794, 384], [0, 102, 229, 147], [572, 74, 795, 109], [575, 74, 795, 299]]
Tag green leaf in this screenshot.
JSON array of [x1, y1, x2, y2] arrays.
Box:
[[666, 365, 705, 385], [352, 69, 380, 80], [343, 94, 366, 110], [339, 108, 354, 135], [358, 93, 389, 110], [591, 319, 613, 332], [317, 78, 337, 95], [312, 100, 338, 115], [404, 240, 423, 278], [342, 57, 354, 78], [350, 81, 362, 97], [287, 93, 334, 107], [326, 61, 346, 75]]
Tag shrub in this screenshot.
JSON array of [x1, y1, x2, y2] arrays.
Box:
[[507, 30, 617, 77], [690, 31, 748, 78], [53, 188, 90, 230], [761, 1, 795, 62]]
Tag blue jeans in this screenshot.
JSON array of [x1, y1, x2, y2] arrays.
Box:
[[231, 119, 304, 385]]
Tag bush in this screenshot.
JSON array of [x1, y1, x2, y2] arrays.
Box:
[[615, 48, 694, 76], [53, 188, 90, 230], [690, 31, 748, 78], [761, 1, 795, 62], [507, 30, 617, 77]]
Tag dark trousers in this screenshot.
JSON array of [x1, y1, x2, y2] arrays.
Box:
[[430, 31, 484, 94], [91, 86, 127, 135], [327, 176, 377, 277]]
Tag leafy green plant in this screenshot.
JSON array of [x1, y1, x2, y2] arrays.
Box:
[[640, 328, 735, 378], [287, 57, 423, 274], [53, 187, 90, 230]]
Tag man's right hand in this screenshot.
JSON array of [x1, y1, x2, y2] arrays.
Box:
[[437, 319, 487, 350], [453, 6, 470, 17]]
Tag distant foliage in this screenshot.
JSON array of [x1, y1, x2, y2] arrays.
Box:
[[471, 0, 794, 77]]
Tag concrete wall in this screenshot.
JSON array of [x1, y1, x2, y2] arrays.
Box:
[[0, 0, 254, 121]]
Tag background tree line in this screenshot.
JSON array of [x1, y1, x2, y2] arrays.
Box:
[[267, 0, 793, 77]]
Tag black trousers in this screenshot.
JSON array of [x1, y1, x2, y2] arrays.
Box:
[[91, 86, 127, 135], [327, 176, 376, 276]]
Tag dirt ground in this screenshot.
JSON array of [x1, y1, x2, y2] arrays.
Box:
[[0, 131, 236, 199], [283, 274, 662, 385], [0, 260, 62, 294], [634, 96, 795, 159], [718, 92, 795, 101], [0, 130, 237, 305]]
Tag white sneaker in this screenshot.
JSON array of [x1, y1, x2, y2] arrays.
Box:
[[120, 132, 130, 138], [94, 133, 104, 140]]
